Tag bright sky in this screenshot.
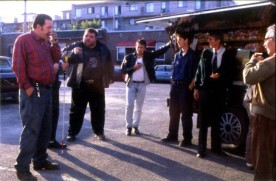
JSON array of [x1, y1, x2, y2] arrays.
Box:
[[0, 1, 103, 23], [0, 0, 262, 23]]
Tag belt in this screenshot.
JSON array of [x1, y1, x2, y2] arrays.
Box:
[[35, 82, 53, 89], [133, 81, 144, 83]]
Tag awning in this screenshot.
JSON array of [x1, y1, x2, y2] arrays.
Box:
[[135, 1, 275, 25], [116, 41, 156, 47]]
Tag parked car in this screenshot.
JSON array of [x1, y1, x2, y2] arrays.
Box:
[[113, 65, 124, 82], [154, 64, 171, 82], [0, 56, 19, 103]]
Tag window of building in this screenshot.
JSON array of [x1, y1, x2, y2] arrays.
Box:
[[161, 2, 167, 12], [101, 20, 105, 28], [195, 0, 201, 10], [88, 7, 95, 14], [115, 5, 121, 15], [76, 8, 82, 18], [66, 12, 70, 19], [115, 19, 119, 29], [130, 4, 138, 11], [101, 6, 108, 16], [178, 1, 187, 8], [129, 19, 135, 25], [117, 47, 125, 62], [146, 3, 154, 13]]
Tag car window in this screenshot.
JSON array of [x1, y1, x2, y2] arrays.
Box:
[[0, 59, 11, 67], [156, 66, 165, 71], [166, 66, 171, 72], [0, 58, 12, 73]]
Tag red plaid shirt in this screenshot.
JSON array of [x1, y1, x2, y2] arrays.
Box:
[[12, 31, 61, 90]]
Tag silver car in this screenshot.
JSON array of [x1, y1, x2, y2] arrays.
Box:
[[154, 64, 171, 82]]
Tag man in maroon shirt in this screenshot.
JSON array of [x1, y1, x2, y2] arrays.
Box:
[[12, 14, 61, 181]]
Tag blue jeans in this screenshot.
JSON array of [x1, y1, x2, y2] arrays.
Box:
[[125, 83, 146, 128], [15, 88, 52, 172]]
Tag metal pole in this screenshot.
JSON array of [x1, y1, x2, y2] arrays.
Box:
[[24, 0, 27, 33], [61, 56, 68, 153]]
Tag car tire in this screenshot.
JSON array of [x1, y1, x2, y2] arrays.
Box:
[[220, 106, 249, 152]]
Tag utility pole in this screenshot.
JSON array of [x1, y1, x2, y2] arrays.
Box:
[[23, 0, 27, 32]]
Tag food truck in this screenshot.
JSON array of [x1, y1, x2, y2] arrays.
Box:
[[136, 1, 275, 152]]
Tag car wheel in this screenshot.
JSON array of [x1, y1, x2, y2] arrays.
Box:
[[220, 106, 249, 152]]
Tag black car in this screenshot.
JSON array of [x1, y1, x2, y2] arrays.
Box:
[[0, 56, 19, 103]]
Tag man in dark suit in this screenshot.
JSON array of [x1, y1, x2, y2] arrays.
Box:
[[194, 32, 235, 158]]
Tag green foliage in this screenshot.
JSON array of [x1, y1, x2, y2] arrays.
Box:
[[80, 19, 101, 29]]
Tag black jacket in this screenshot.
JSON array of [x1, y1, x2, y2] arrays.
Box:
[[194, 48, 235, 90], [62, 41, 113, 89], [121, 43, 171, 85]]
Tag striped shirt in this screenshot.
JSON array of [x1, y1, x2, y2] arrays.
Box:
[[12, 31, 61, 90]]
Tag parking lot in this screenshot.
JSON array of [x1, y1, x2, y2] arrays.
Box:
[[0, 81, 254, 181]]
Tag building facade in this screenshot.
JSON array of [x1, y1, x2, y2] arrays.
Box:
[[57, 1, 235, 31], [0, 1, 235, 33], [0, 1, 236, 65]]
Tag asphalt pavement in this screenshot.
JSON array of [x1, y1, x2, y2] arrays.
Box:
[[0, 81, 254, 181]]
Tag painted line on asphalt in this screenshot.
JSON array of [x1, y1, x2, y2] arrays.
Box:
[[0, 166, 16, 172]]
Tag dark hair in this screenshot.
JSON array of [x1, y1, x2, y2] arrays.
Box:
[[209, 32, 224, 44], [85, 28, 98, 37], [32, 14, 52, 29], [136, 39, 147, 48], [175, 23, 193, 43], [175, 31, 193, 44]]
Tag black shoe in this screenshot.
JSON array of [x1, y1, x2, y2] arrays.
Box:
[[196, 153, 206, 158], [126, 128, 131, 136], [161, 137, 178, 143], [48, 140, 67, 149], [67, 135, 76, 142], [16, 170, 37, 181], [246, 163, 254, 170], [33, 160, 59, 170], [211, 150, 227, 157], [95, 134, 106, 140], [179, 140, 192, 147], [133, 127, 140, 135]]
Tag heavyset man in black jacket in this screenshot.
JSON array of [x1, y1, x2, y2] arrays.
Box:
[[121, 39, 171, 136], [62, 28, 114, 141]]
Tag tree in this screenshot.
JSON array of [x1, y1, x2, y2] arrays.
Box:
[[80, 19, 101, 29]]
